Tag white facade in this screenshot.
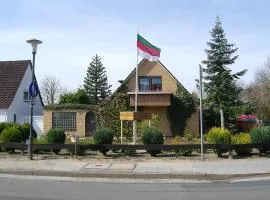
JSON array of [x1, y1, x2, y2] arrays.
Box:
[[0, 109, 7, 122], [0, 64, 44, 134]]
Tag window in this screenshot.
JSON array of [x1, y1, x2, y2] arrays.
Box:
[[139, 76, 162, 91], [23, 91, 30, 101], [52, 112, 76, 131]]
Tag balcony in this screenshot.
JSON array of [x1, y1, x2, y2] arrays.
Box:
[[128, 91, 172, 107]]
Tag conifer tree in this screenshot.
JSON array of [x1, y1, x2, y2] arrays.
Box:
[[84, 54, 111, 105], [202, 17, 246, 128]]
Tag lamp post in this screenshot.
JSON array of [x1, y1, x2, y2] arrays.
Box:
[[26, 38, 42, 160]]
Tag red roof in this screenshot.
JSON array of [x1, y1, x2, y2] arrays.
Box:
[[0, 60, 31, 108]]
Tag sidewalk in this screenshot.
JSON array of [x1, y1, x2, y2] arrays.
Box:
[[0, 157, 270, 180]]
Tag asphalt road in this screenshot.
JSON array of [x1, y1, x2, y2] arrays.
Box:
[[0, 176, 270, 200]]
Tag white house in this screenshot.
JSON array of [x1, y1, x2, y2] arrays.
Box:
[[0, 60, 44, 134]]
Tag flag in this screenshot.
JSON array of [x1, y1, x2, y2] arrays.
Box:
[[137, 34, 161, 62]]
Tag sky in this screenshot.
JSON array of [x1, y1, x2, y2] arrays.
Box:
[[0, 0, 270, 93]]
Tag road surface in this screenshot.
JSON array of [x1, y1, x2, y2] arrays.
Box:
[[0, 175, 270, 200]]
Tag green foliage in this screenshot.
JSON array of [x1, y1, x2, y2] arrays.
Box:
[[45, 104, 97, 110], [59, 88, 91, 105], [202, 17, 246, 128], [0, 126, 22, 143], [232, 133, 252, 156], [33, 135, 48, 144], [47, 128, 66, 154], [168, 85, 196, 136], [171, 136, 193, 156], [97, 86, 132, 143], [0, 122, 14, 135], [250, 126, 270, 153], [47, 129, 66, 144], [84, 54, 112, 105], [19, 123, 37, 142], [78, 137, 94, 144], [142, 127, 164, 156], [206, 127, 231, 156], [184, 133, 194, 141], [138, 114, 161, 140], [94, 128, 114, 155]]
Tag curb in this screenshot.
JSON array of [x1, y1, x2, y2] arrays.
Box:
[[0, 170, 270, 180]]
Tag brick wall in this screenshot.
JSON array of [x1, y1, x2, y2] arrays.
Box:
[[43, 109, 88, 137]]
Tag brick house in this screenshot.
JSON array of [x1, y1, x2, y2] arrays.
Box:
[[117, 59, 199, 137]]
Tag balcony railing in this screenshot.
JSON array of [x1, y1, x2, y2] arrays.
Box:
[[128, 91, 172, 106]]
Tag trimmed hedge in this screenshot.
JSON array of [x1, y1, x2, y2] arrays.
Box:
[[0, 126, 22, 143], [232, 133, 252, 156], [47, 128, 66, 154], [93, 128, 114, 156], [206, 127, 231, 157], [142, 127, 164, 156], [19, 123, 37, 142], [251, 126, 270, 153]]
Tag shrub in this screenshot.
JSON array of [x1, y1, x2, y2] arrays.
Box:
[[171, 136, 192, 156], [232, 133, 252, 156], [33, 135, 49, 153], [0, 126, 22, 143], [19, 123, 37, 142], [0, 122, 14, 135], [47, 128, 66, 154], [183, 133, 194, 141], [250, 126, 270, 153], [142, 127, 164, 156], [94, 128, 114, 156], [205, 127, 231, 157]]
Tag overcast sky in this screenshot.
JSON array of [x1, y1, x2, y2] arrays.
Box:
[[0, 0, 269, 93]]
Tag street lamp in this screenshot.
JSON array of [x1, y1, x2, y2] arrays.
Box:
[[26, 38, 42, 160]]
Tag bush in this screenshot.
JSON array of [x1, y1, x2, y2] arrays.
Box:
[[142, 127, 164, 156], [205, 127, 231, 157], [33, 135, 49, 153], [232, 133, 252, 156], [0, 122, 14, 135], [183, 133, 194, 141], [0, 126, 22, 143], [19, 123, 37, 142], [251, 126, 270, 153], [47, 128, 66, 154], [94, 128, 114, 156], [171, 136, 192, 156]]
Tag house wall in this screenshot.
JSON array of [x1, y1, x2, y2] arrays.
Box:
[[7, 64, 43, 124], [0, 109, 7, 122], [127, 61, 178, 93], [143, 106, 171, 137], [44, 109, 88, 137]]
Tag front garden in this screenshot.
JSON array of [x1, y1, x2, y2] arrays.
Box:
[[1, 121, 270, 160]]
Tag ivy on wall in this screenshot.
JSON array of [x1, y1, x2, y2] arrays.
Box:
[[168, 85, 196, 136], [96, 85, 133, 143]]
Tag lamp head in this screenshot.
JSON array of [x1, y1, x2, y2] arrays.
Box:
[[26, 39, 42, 53]]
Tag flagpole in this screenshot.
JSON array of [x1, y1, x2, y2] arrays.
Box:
[[199, 64, 204, 160], [133, 32, 139, 144]]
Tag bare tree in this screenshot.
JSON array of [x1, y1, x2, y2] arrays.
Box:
[[40, 75, 64, 105], [243, 57, 270, 119]]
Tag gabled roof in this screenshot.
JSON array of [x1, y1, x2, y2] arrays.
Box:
[[114, 59, 190, 95], [0, 60, 31, 109]]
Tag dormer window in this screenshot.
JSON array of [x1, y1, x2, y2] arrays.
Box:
[[139, 76, 162, 91]]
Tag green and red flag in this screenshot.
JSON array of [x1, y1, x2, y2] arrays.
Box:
[[137, 34, 161, 62]]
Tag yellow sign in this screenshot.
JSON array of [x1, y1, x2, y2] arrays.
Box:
[[120, 112, 151, 121]]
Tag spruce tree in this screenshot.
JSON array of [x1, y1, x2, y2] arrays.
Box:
[[84, 54, 111, 105], [202, 17, 246, 128]]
